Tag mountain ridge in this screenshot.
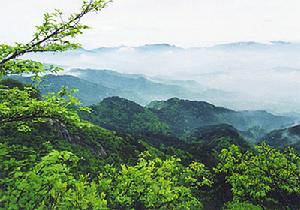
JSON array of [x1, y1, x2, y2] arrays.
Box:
[[81, 96, 294, 142]]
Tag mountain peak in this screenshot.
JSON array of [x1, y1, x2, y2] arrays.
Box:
[[102, 96, 138, 105], [270, 41, 292, 45], [143, 43, 176, 47], [138, 43, 180, 51], [213, 41, 267, 50]]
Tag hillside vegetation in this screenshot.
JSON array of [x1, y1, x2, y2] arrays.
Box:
[[1, 1, 300, 209], [81, 96, 294, 141]]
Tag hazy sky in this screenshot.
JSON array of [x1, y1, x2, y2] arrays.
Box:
[[1, 0, 300, 48]]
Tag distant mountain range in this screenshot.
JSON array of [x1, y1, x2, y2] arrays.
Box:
[[11, 68, 240, 106], [24, 41, 300, 113], [68, 68, 194, 104], [9, 74, 119, 105], [209, 41, 299, 50], [36, 42, 300, 54], [36, 41, 300, 54]]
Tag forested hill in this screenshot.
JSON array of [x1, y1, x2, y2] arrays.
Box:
[[148, 98, 294, 137], [1, 79, 300, 210], [2, 1, 300, 209], [80, 96, 294, 142], [80, 96, 170, 135]]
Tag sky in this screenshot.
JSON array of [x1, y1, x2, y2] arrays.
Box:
[[1, 0, 300, 48]]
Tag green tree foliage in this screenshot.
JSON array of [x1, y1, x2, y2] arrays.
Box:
[[98, 152, 213, 209], [2, 1, 300, 209], [0, 78, 41, 99], [1, 149, 108, 210], [225, 201, 262, 210], [0, 0, 109, 130], [0, 86, 85, 131], [0, 0, 110, 76], [1, 146, 213, 210], [216, 144, 300, 209], [0, 143, 38, 192]]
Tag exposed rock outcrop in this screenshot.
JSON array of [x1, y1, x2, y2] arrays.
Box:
[[49, 119, 107, 157]]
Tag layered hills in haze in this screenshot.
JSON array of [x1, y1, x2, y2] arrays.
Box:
[[11, 67, 298, 146], [9, 66, 300, 151], [4, 0, 300, 207], [11, 68, 237, 106], [25, 41, 300, 112]]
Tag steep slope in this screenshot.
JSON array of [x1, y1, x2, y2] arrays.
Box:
[[148, 98, 234, 137], [187, 124, 251, 166], [262, 124, 300, 148], [191, 124, 244, 143], [148, 98, 293, 138], [0, 121, 149, 174], [0, 76, 151, 169]]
